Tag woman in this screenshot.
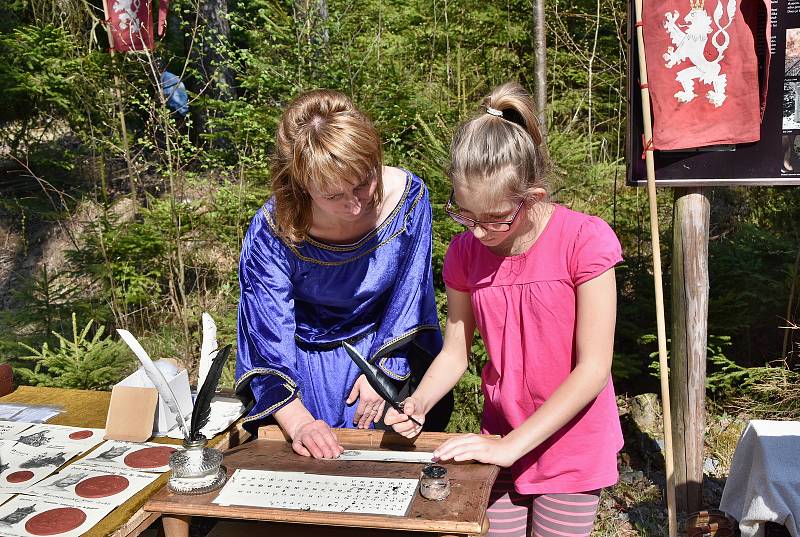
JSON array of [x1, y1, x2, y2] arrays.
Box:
[[235, 89, 452, 458]]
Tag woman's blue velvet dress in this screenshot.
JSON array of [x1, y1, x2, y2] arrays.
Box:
[[235, 170, 451, 431]]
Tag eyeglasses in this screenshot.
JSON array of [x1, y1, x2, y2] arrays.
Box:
[[445, 191, 525, 232]]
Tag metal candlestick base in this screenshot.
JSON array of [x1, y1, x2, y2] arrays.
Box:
[[168, 436, 227, 495]]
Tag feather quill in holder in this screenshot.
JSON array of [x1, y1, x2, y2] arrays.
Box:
[[117, 329, 190, 441], [342, 342, 423, 427], [189, 344, 231, 441], [197, 312, 218, 391], [167, 344, 231, 495]]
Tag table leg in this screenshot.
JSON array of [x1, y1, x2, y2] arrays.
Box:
[[161, 514, 190, 537]]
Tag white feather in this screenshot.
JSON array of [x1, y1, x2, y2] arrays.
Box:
[[117, 329, 190, 440], [198, 312, 218, 391]]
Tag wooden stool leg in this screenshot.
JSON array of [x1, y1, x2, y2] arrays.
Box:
[[161, 514, 191, 537]]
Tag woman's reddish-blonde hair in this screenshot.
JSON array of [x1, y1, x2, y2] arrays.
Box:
[[271, 89, 383, 243]]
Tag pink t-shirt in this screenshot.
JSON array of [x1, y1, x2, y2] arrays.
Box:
[[442, 204, 624, 494]]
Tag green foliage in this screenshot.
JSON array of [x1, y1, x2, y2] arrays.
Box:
[[15, 314, 135, 390], [0, 267, 108, 366], [0, 24, 112, 152], [446, 337, 488, 434], [708, 224, 796, 365], [643, 334, 744, 397], [69, 208, 167, 308], [705, 336, 747, 398], [0, 24, 81, 120]]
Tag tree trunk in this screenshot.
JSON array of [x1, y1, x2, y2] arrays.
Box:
[[186, 0, 237, 148], [532, 0, 547, 141], [294, 0, 330, 84]]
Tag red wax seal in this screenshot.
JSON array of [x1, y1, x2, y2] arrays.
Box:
[[6, 470, 34, 483], [123, 446, 175, 469], [75, 475, 129, 498], [68, 430, 93, 440], [25, 507, 87, 535]]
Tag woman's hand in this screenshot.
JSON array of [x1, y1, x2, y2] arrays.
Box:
[[433, 434, 520, 468], [384, 396, 425, 438], [346, 374, 386, 428], [291, 419, 344, 459], [274, 399, 343, 458]]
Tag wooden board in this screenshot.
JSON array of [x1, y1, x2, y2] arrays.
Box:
[[208, 519, 428, 537], [146, 426, 499, 535]]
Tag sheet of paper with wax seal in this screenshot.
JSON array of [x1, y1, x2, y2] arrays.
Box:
[[78, 440, 177, 473], [23, 463, 159, 507], [11, 424, 105, 454], [0, 494, 111, 537], [333, 449, 433, 463], [213, 469, 418, 516], [0, 441, 84, 494]]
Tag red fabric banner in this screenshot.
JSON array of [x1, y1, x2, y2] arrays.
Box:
[[106, 0, 154, 52], [642, 0, 770, 150]]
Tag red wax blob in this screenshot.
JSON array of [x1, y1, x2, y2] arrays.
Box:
[[68, 430, 93, 440], [123, 446, 175, 469], [75, 474, 129, 498], [6, 470, 34, 483], [25, 507, 87, 535]]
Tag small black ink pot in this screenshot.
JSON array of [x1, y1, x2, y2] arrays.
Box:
[[419, 464, 450, 501]]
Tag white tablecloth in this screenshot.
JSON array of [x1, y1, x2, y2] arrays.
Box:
[[719, 420, 800, 537]]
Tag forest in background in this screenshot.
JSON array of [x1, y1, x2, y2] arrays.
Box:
[[2, 0, 800, 437]]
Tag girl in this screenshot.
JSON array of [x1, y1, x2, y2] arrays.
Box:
[[386, 82, 623, 536], [236, 89, 452, 459]]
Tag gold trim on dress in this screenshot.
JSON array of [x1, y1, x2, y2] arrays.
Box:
[[377, 356, 411, 381], [371, 324, 440, 363], [237, 367, 301, 422], [242, 385, 297, 424]]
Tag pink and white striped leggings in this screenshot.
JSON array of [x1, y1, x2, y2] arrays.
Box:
[[487, 470, 601, 537]]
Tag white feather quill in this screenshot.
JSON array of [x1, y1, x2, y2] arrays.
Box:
[[117, 329, 191, 441], [197, 312, 218, 391]]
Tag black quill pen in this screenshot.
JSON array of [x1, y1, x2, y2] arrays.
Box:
[[189, 344, 231, 441], [342, 342, 423, 427]]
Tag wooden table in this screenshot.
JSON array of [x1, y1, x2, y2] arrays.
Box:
[[146, 426, 499, 537], [0, 385, 250, 537]]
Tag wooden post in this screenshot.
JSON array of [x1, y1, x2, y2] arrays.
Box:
[[161, 514, 190, 537], [670, 188, 710, 515]]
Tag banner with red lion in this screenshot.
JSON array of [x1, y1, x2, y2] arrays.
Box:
[[642, 0, 770, 150]]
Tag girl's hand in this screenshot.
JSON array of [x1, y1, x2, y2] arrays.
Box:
[[433, 434, 520, 468], [346, 374, 386, 428], [384, 397, 425, 438], [291, 419, 344, 459]]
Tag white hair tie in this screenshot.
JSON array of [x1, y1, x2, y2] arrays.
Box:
[[485, 106, 503, 117]]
